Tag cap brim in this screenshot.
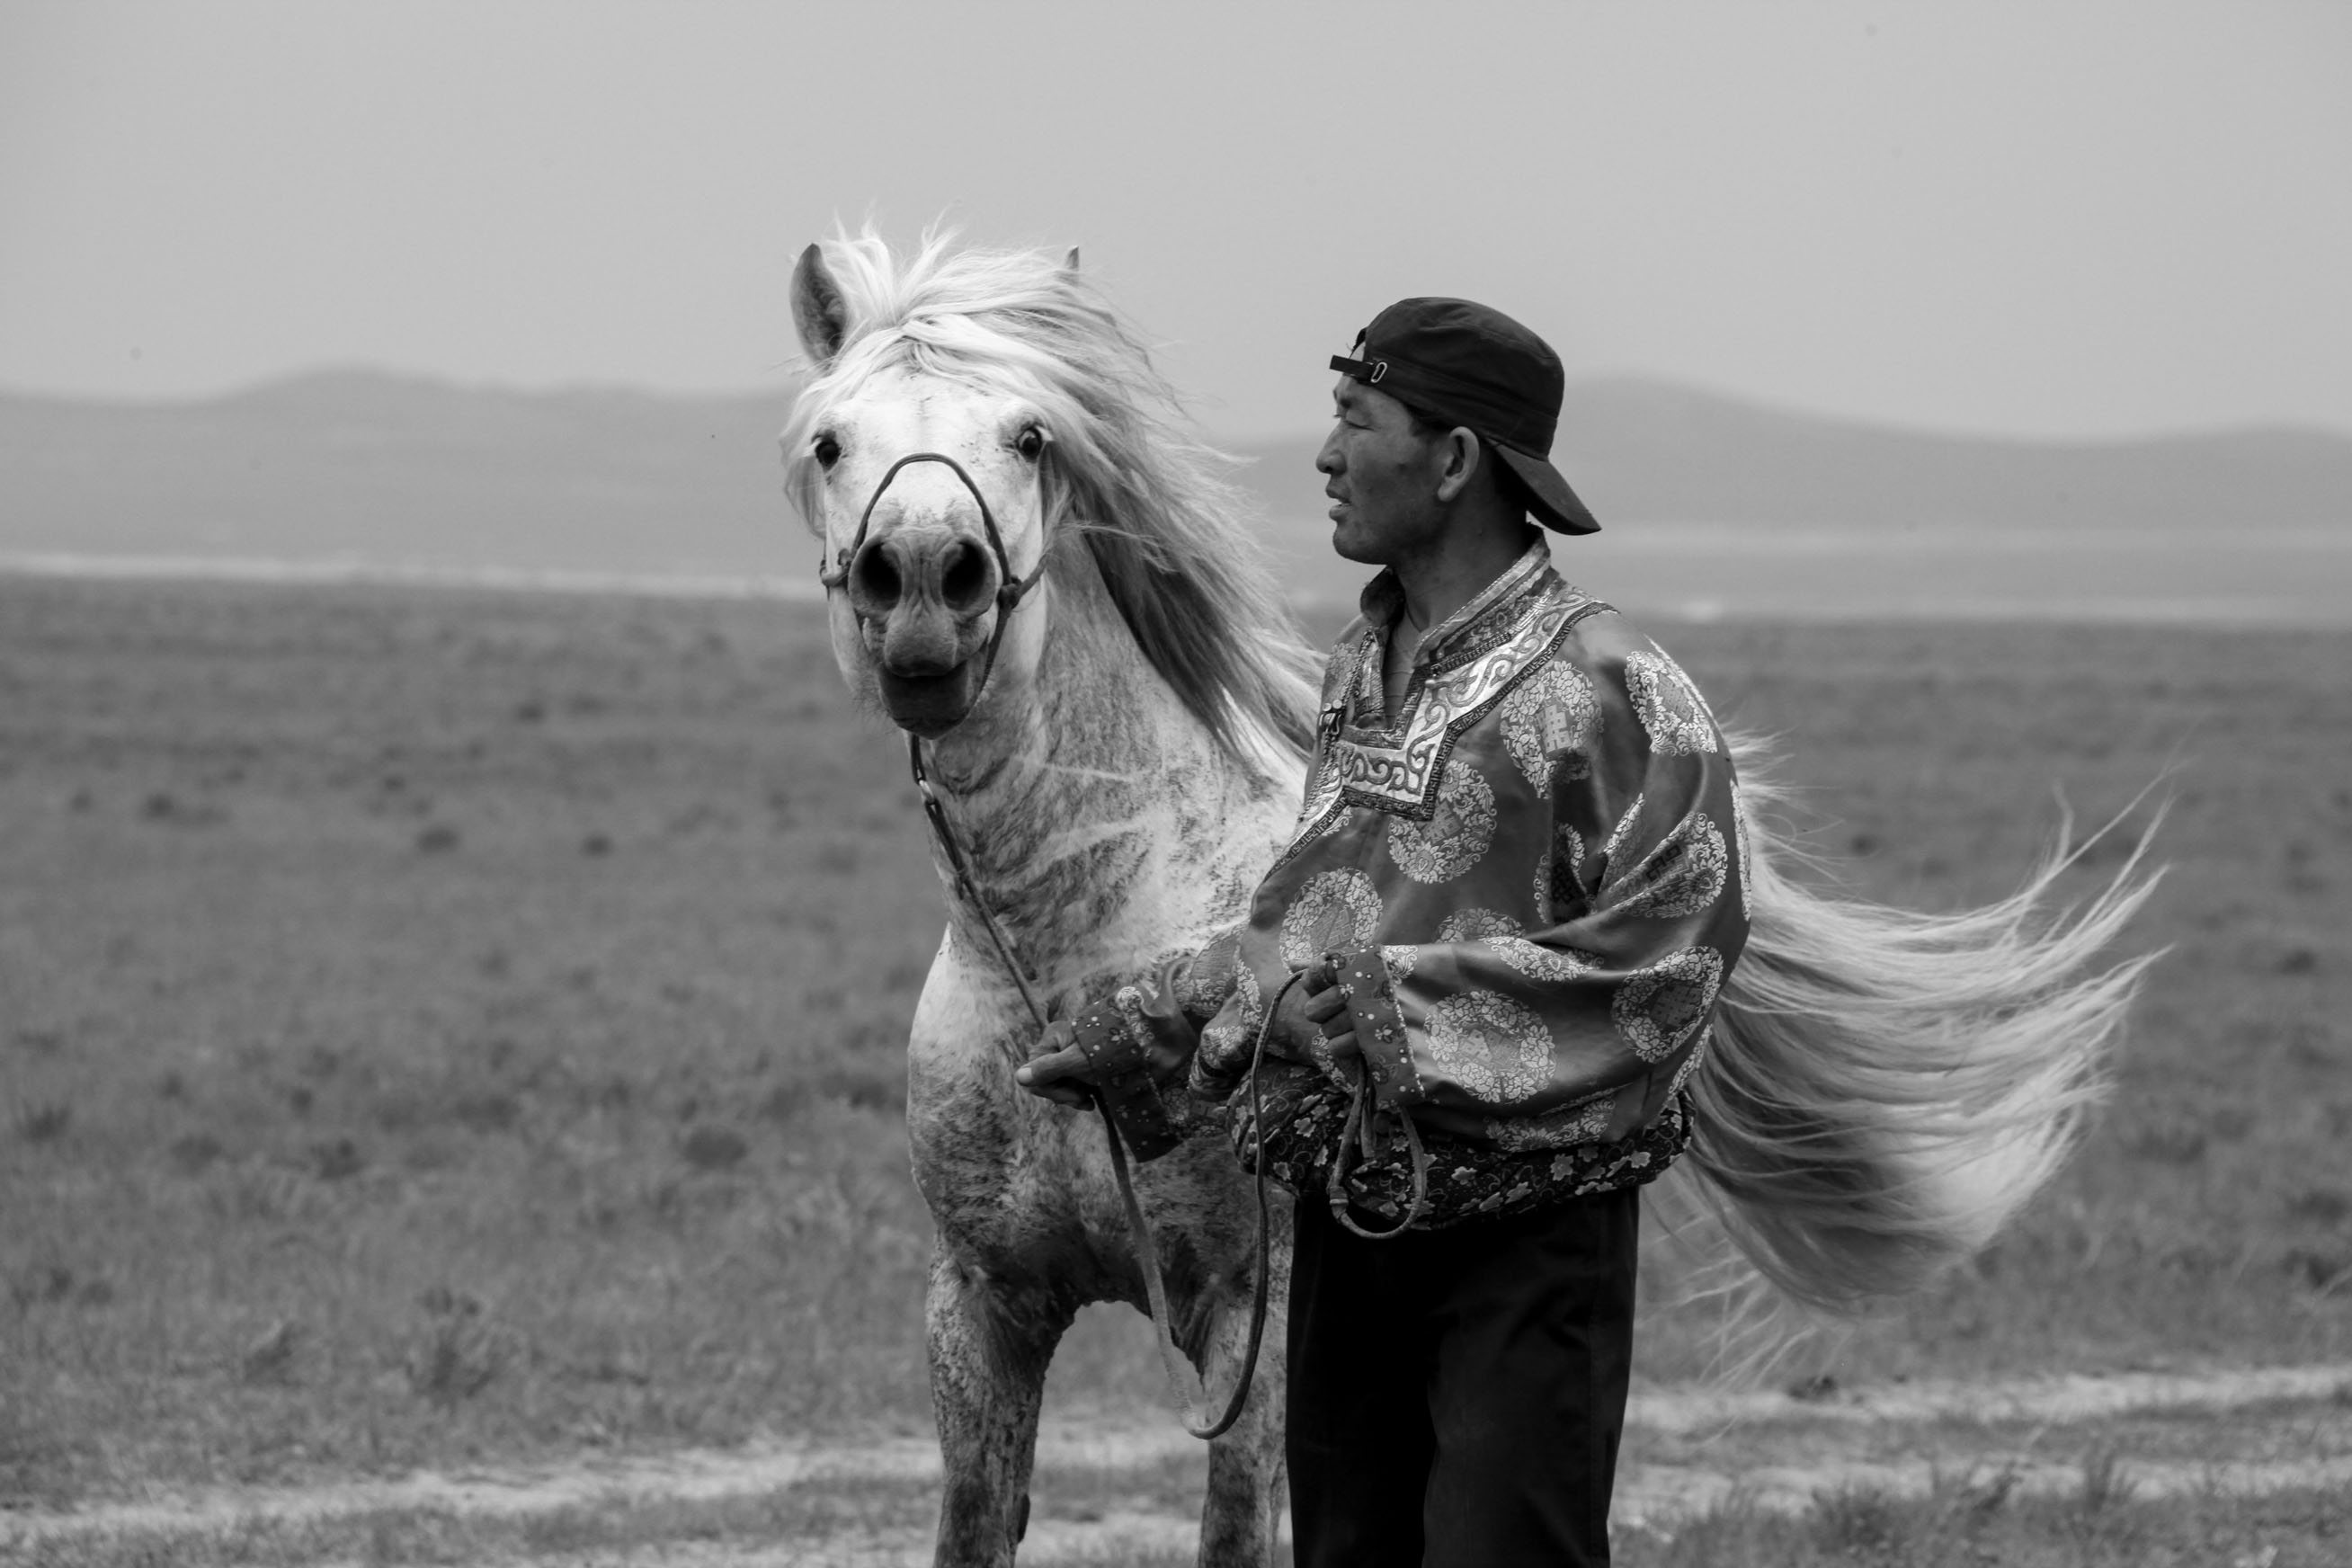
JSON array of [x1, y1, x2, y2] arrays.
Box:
[[1492, 443, 1600, 535]]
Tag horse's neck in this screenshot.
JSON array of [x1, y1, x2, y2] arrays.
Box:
[[922, 567, 1293, 995]]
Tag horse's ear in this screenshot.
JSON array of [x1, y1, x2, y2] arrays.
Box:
[[1063, 246, 1082, 275], [791, 244, 851, 370]]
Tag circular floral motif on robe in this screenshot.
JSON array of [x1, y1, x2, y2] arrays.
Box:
[[1199, 1016, 1249, 1075], [1379, 944, 1419, 981], [1498, 661, 1601, 797], [1612, 948, 1724, 1064], [1279, 869, 1384, 967], [1425, 990, 1554, 1104], [1438, 907, 1522, 942], [1665, 1037, 1708, 1099], [1386, 760, 1498, 884], [1543, 823, 1591, 920], [1492, 936, 1604, 984], [1602, 810, 1730, 922], [1178, 922, 1248, 1015], [1485, 1090, 1617, 1152], [1624, 649, 1717, 757]]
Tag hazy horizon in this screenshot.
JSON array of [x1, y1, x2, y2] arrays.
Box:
[[12, 361, 2352, 453], [9, 363, 2348, 626]]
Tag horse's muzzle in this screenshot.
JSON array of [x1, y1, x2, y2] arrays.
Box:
[[875, 659, 985, 737], [846, 531, 1000, 625], [833, 455, 1038, 739], [851, 530, 1002, 735]]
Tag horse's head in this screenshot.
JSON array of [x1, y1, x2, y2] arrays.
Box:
[[785, 238, 1076, 738], [782, 229, 1321, 769]]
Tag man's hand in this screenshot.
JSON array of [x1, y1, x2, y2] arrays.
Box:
[[1015, 1020, 1094, 1108], [1299, 958, 1363, 1072]]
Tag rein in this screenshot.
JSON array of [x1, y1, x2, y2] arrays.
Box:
[[824, 452, 1273, 1442]]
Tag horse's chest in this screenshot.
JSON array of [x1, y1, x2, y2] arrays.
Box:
[[904, 973, 1076, 1220]]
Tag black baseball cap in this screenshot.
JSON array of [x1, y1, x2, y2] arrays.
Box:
[[1330, 297, 1599, 535]]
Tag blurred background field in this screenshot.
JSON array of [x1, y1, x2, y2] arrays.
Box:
[[3, 573, 2345, 1509]]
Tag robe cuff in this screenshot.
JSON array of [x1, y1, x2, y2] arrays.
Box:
[[1329, 947, 1428, 1109], [1068, 981, 1190, 1161]]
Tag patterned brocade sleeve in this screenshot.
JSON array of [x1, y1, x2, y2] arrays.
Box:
[[1336, 638, 1751, 1145], [1060, 923, 1251, 1161]]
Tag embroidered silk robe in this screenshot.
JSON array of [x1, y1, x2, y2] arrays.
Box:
[[1088, 540, 1748, 1178]]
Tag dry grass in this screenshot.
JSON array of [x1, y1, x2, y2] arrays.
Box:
[[1617, 1480, 2349, 1567], [1, 576, 2347, 1512], [0, 579, 944, 1505]]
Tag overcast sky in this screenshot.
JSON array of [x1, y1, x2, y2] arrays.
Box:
[[3, 1, 2348, 441]]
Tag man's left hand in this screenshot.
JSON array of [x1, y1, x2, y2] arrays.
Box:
[[1015, 1020, 1095, 1109]]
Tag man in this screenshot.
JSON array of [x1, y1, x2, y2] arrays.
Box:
[[1019, 298, 1748, 1567]]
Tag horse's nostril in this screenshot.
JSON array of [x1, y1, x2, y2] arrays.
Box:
[[940, 537, 994, 613], [849, 539, 903, 610]]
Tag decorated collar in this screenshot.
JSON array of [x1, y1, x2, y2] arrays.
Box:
[[1279, 548, 1603, 838], [1356, 538, 1553, 674]]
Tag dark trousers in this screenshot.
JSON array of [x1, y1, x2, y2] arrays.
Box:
[[1286, 1185, 1640, 1568]]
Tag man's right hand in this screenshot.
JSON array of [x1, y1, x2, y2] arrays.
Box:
[[1015, 1020, 1095, 1108], [1256, 958, 1351, 1073], [1301, 972, 1362, 1068]]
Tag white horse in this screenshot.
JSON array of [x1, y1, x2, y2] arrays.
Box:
[[782, 230, 2153, 1568]]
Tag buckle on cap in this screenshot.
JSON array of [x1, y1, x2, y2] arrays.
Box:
[[1328, 353, 1390, 386]]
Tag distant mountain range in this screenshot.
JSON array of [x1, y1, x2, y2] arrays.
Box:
[[4, 370, 2348, 621], [1235, 378, 2352, 539], [0, 370, 805, 583]]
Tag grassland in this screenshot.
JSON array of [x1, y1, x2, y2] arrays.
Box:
[[1, 575, 2347, 1528]]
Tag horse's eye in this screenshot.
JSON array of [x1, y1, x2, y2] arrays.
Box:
[[1014, 426, 1046, 462], [812, 434, 842, 469]]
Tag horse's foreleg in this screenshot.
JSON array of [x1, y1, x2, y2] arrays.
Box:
[[927, 1241, 1071, 1568], [1191, 1214, 1292, 1568]]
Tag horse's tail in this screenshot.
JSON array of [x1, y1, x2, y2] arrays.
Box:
[[1679, 732, 2162, 1315]]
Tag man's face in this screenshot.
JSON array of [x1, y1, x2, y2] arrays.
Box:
[[1315, 375, 1448, 566]]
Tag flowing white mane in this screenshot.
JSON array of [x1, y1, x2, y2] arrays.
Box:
[[783, 228, 1320, 765]]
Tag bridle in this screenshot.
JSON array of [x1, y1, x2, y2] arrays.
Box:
[[817, 448, 1276, 1442], [815, 450, 1048, 705]]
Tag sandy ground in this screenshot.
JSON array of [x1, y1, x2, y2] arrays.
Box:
[[8, 1361, 2349, 1563]]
